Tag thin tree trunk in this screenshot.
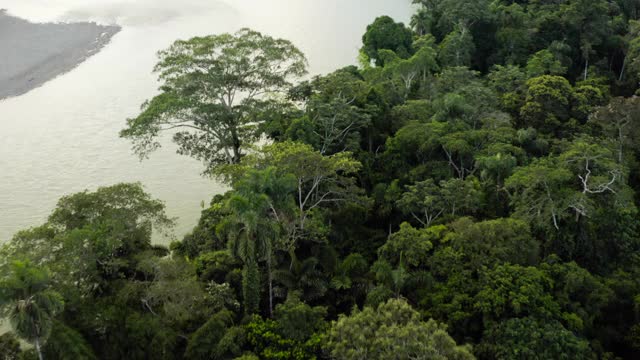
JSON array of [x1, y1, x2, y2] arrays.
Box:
[[584, 57, 589, 81], [619, 127, 624, 163], [267, 250, 274, 317], [35, 337, 44, 360], [231, 126, 242, 163]]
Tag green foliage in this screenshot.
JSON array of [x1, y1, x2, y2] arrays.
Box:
[[121, 29, 307, 171], [397, 177, 482, 227], [540, 257, 612, 333], [627, 20, 640, 84], [447, 217, 540, 270], [0, 261, 64, 358], [42, 321, 96, 360], [272, 254, 328, 302], [475, 264, 559, 320], [506, 156, 575, 232], [361, 16, 413, 67], [330, 253, 370, 310], [325, 298, 474, 360], [519, 75, 576, 135], [274, 293, 327, 342], [225, 141, 364, 251], [1, 183, 174, 300], [9, 5, 640, 358], [491, 3, 532, 65], [379, 37, 438, 99], [438, 24, 475, 68], [0, 332, 22, 360], [526, 49, 567, 78], [194, 250, 240, 283], [246, 314, 323, 360], [590, 96, 640, 163], [488, 65, 526, 96], [284, 68, 372, 154], [479, 317, 592, 359], [185, 310, 235, 360], [220, 167, 295, 315], [140, 257, 214, 329], [379, 222, 444, 267], [173, 195, 228, 258]]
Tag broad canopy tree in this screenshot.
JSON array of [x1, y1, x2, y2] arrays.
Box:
[[361, 16, 414, 67], [325, 298, 474, 360], [121, 28, 308, 172]]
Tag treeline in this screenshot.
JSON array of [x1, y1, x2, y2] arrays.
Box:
[[2, 0, 640, 359]]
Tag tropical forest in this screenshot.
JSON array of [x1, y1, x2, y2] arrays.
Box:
[[3, 0, 640, 359]]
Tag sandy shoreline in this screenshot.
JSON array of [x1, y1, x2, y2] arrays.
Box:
[[0, 11, 120, 338], [0, 9, 120, 100]]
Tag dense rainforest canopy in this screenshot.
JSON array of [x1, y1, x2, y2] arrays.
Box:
[[3, 0, 640, 359]]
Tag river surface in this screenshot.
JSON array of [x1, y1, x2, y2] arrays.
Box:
[[0, 0, 413, 245]]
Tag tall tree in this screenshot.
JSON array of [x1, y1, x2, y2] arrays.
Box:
[[519, 75, 576, 136], [226, 141, 364, 254], [506, 157, 575, 231], [121, 29, 307, 172], [379, 36, 439, 99], [361, 16, 414, 67], [590, 96, 640, 163], [491, 2, 533, 65], [563, 0, 611, 80], [220, 167, 294, 316], [438, 24, 475, 68]]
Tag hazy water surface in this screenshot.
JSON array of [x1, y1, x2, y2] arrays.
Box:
[[0, 0, 413, 244]]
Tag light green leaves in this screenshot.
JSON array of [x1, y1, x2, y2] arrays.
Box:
[[325, 298, 475, 360], [121, 29, 308, 172]]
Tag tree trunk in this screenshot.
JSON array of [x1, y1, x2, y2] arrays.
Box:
[[584, 57, 589, 81], [267, 250, 274, 317], [619, 127, 624, 163], [243, 261, 260, 315], [230, 126, 242, 163], [35, 337, 44, 360], [232, 141, 242, 164]]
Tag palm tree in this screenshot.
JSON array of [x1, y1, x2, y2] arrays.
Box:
[[221, 167, 295, 316], [223, 191, 273, 315], [0, 261, 64, 360], [272, 253, 328, 302], [331, 253, 370, 308]]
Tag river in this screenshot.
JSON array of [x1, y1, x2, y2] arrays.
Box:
[[0, 0, 413, 246]]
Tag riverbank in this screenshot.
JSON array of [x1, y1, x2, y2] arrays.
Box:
[[0, 9, 120, 99]]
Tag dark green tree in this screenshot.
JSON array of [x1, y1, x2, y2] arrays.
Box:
[[361, 16, 414, 67]]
